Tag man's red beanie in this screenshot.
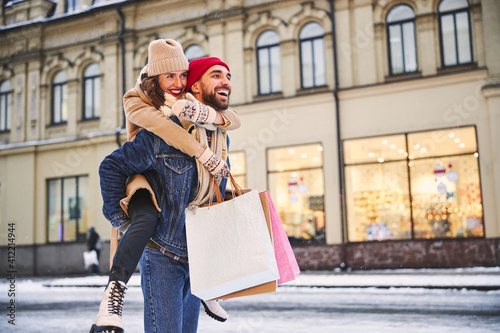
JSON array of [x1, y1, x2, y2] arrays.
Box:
[[186, 57, 230, 92]]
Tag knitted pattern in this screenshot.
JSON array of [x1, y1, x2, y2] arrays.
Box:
[[147, 39, 189, 77]]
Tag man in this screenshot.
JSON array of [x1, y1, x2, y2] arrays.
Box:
[[98, 57, 234, 333]]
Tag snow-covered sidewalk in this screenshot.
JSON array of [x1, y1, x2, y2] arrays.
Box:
[[39, 266, 500, 290]]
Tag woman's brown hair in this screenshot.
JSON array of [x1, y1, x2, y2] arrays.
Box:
[[140, 72, 165, 109]]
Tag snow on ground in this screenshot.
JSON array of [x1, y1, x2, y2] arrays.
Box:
[[29, 266, 500, 289]]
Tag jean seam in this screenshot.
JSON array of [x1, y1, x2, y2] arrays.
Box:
[[144, 249, 157, 333]]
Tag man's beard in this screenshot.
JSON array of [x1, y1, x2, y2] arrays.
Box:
[[201, 88, 229, 110]]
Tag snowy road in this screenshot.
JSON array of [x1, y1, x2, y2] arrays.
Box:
[[1, 276, 499, 333]]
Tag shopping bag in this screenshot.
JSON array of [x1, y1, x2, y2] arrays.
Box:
[[83, 250, 99, 270], [185, 174, 279, 301], [261, 191, 301, 284], [211, 192, 277, 301]]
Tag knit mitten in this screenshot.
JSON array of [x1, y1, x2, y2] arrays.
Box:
[[197, 147, 230, 180], [158, 92, 178, 117], [171, 98, 217, 124]]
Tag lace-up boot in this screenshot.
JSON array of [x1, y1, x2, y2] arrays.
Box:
[[89, 280, 127, 333]]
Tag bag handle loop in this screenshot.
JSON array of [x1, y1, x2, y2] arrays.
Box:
[[211, 173, 243, 204]]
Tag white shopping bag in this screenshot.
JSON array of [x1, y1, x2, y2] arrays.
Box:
[[185, 176, 279, 301], [83, 250, 99, 270]]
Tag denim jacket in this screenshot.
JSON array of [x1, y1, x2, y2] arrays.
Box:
[[99, 119, 228, 259]]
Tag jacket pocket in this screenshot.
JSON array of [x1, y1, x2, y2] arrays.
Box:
[[162, 155, 195, 195]]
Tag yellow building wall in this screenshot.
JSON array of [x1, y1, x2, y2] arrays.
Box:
[[339, 70, 499, 238], [0, 151, 35, 246]]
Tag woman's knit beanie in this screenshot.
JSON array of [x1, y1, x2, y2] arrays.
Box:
[[146, 39, 189, 77]]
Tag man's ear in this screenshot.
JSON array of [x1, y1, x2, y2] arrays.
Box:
[[190, 81, 201, 95]]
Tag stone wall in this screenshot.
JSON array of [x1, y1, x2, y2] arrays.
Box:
[[293, 238, 500, 270]]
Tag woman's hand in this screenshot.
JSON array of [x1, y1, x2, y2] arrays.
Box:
[[196, 147, 230, 180]]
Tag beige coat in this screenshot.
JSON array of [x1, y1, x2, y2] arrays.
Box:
[[119, 75, 241, 216]]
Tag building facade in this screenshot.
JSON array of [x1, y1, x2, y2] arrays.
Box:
[[0, 0, 499, 276]]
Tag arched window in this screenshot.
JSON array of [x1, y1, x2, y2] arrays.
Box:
[[256, 30, 281, 95], [51, 70, 68, 124], [0, 80, 12, 132], [185, 44, 204, 62], [386, 5, 418, 75], [299, 22, 326, 89], [438, 0, 472, 67], [83, 63, 100, 120]]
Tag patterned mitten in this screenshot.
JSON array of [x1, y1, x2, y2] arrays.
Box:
[[171, 98, 217, 124], [197, 147, 230, 180]]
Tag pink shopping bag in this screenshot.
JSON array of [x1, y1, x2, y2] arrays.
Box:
[[261, 191, 300, 284]]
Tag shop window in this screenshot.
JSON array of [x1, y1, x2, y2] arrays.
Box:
[[438, 0, 473, 67], [344, 126, 483, 242], [229, 151, 247, 189], [47, 175, 89, 243], [51, 70, 68, 125], [83, 63, 100, 120], [185, 44, 204, 61], [0, 80, 12, 132], [257, 30, 281, 95], [386, 5, 418, 75], [299, 22, 326, 89], [267, 143, 325, 242]]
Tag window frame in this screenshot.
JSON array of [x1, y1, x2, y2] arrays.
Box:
[[46, 175, 88, 243], [343, 125, 484, 243], [51, 70, 68, 125], [299, 22, 326, 89], [0, 80, 13, 132], [66, 0, 78, 13], [386, 5, 419, 76], [82, 63, 100, 121], [267, 143, 326, 243], [256, 30, 282, 96], [438, 0, 474, 68]]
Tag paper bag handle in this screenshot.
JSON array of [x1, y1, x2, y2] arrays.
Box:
[[212, 173, 242, 204]]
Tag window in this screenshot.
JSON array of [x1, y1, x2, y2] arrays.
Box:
[[51, 70, 68, 124], [386, 5, 418, 75], [257, 30, 281, 95], [299, 22, 326, 89], [267, 143, 325, 242], [0, 80, 12, 132], [185, 44, 204, 62], [66, 0, 78, 13], [344, 126, 483, 242], [229, 151, 247, 188], [83, 63, 100, 120], [438, 0, 473, 67], [47, 175, 89, 242]]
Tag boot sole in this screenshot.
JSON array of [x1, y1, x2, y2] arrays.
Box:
[[89, 324, 124, 333], [201, 300, 228, 322]]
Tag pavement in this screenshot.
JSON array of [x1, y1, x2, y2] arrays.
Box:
[[40, 266, 500, 291]]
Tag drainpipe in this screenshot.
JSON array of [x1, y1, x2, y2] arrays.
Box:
[[329, 0, 348, 269], [116, 5, 126, 147]]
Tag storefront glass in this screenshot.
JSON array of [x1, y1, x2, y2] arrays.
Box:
[[267, 143, 325, 242], [47, 175, 89, 242], [229, 151, 247, 188], [344, 126, 483, 242]]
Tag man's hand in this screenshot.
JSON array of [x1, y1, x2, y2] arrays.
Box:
[[196, 147, 230, 180]]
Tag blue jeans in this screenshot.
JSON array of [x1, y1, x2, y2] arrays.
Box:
[[140, 248, 200, 333]]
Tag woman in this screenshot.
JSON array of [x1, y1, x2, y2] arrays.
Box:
[[90, 39, 239, 333]]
